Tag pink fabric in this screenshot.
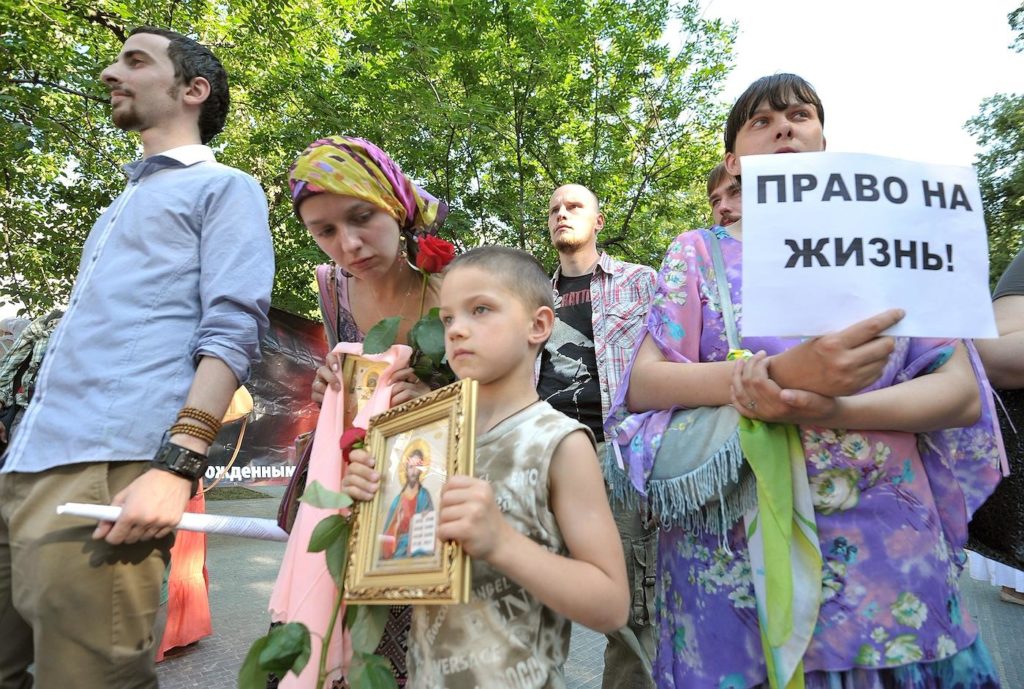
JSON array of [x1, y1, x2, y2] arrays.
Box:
[[269, 342, 412, 689]]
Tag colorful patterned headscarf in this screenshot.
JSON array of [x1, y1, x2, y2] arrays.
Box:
[[288, 136, 448, 234]]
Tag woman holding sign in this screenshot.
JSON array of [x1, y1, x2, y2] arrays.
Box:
[[605, 74, 1003, 689]]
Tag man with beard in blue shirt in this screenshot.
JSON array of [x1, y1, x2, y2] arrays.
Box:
[[0, 27, 273, 688]]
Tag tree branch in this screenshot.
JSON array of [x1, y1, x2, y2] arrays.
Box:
[[74, 6, 127, 42], [166, 0, 181, 28], [8, 76, 107, 104]]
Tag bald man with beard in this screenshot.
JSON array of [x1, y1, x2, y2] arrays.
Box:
[[536, 184, 657, 689]]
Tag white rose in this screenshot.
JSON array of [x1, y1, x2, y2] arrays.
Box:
[[810, 468, 861, 514], [664, 270, 685, 289], [855, 644, 881, 666], [884, 634, 923, 664], [840, 433, 871, 461], [890, 592, 928, 629], [935, 635, 958, 658]]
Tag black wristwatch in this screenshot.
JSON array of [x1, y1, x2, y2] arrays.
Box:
[[151, 442, 207, 494]]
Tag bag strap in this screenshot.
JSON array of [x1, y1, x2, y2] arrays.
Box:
[[707, 230, 740, 351], [315, 264, 341, 350], [201, 416, 248, 494]]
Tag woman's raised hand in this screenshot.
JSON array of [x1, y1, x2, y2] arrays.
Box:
[[767, 308, 904, 398], [389, 367, 430, 406], [311, 350, 345, 405]]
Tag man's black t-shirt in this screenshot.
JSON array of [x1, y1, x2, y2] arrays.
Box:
[[537, 273, 604, 441], [995, 248, 1024, 300]]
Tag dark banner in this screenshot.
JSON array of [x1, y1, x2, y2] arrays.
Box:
[[205, 307, 327, 487]]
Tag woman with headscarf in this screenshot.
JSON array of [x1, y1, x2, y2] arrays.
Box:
[[274, 136, 450, 688], [289, 136, 449, 409]]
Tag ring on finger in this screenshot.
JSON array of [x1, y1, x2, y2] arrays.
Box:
[[746, 400, 757, 410]]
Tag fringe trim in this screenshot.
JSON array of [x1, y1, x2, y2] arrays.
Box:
[[676, 471, 757, 535], [602, 450, 645, 513], [603, 436, 757, 535]]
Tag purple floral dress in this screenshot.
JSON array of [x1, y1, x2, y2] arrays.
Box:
[[605, 228, 1004, 689]]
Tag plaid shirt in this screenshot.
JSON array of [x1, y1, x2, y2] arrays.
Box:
[[536, 252, 656, 421]]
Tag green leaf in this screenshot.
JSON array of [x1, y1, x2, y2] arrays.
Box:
[[238, 636, 270, 689], [301, 480, 354, 510], [348, 651, 398, 689], [349, 606, 390, 654], [258, 622, 311, 677], [325, 522, 352, 586], [410, 315, 445, 360], [345, 602, 360, 628], [363, 656, 399, 689], [362, 316, 402, 354], [308, 514, 349, 552], [412, 353, 436, 382]]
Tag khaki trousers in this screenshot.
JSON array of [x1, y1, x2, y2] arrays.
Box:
[[597, 442, 657, 689], [0, 462, 172, 689]]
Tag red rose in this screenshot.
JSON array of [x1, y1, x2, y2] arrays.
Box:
[[415, 235, 456, 274], [339, 427, 367, 463]]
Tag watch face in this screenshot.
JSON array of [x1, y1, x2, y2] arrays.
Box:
[[155, 444, 205, 479]]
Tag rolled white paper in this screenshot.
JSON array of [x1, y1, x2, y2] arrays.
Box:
[[57, 502, 290, 542]]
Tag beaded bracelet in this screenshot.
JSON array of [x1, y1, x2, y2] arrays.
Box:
[[169, 422, 218, 445], [177, 406, 223, 433]]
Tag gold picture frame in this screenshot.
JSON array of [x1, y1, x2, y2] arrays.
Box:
[[345, 379, 476, 605]]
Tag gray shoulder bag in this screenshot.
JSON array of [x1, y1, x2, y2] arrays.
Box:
[[646, 230, 755, 534]]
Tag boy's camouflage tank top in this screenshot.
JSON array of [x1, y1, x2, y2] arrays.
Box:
[[407, 400, 592, 689]]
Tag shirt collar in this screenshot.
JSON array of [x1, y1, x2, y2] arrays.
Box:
[[153, 144, 215, 166], [123, 145, 215, 179], [595, 251, 616, 275], [551, 251, 615, 286]]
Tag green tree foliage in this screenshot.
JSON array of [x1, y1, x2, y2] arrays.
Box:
[[2, 0, 735, 316], [969, 2, 1024, 285]]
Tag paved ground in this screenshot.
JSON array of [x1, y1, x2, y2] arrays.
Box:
[[158, 488, 1024, 689]]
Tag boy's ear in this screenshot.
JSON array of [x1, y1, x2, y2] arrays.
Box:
[[529, 305, 555, 346], [724, 152, 740, 177]]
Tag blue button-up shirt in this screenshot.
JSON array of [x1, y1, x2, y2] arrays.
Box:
[[3, 145, 274, 473]]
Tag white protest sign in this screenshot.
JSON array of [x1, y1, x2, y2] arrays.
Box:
[[741, 152, 996, 338]]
